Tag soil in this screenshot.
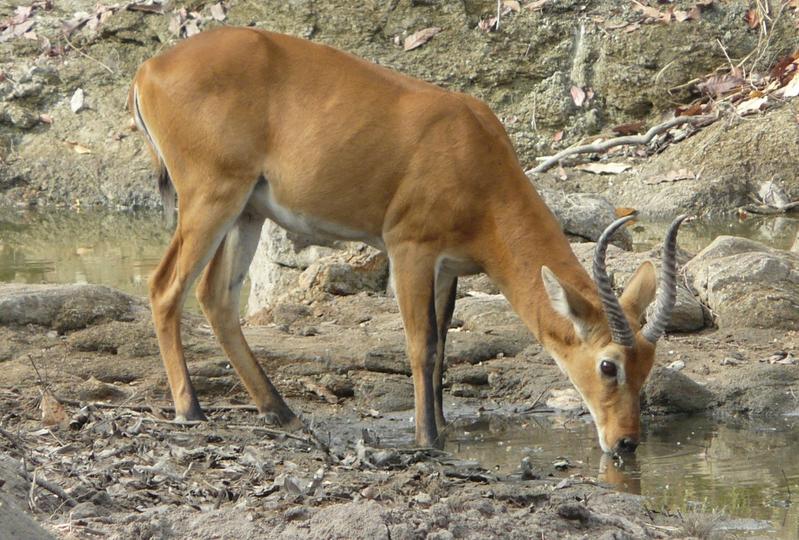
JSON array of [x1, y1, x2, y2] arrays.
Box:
[[0, 283, 798, 539]]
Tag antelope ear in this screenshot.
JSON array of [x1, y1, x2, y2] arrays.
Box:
[[620, 261, 657, 323], [541, 266, 593, 340]]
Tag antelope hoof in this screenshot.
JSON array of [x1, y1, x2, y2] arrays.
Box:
[[258, 408, 304, 432], [173, 406, 208, 423]]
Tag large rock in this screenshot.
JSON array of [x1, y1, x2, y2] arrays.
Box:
[[248, 221, 388, 315], [0, 284, 144, 332], [539, 189, 631, 248], [685, 236, 799, 330], [642, 367, 714, 414], [571, 243, 705, 333]]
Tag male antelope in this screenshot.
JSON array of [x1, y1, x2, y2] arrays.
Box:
[[129, 27, 685, 454]]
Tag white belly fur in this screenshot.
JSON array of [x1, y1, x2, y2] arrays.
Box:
[[247, 178, 386, 251]]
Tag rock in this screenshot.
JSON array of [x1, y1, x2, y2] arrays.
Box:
[[354, 373, 415, 412], [453, 295, 519, 331], [539, 189, 632, 248], [446, 366, 490, 386], [67, 320, 157, 356], [0, 284, 142, 332], [0, 460, 55, 540], [319, 374, 355, 398], [545, 388, 583, 411], [685, 236, 799, 330], [363, 346, 411, 376], [571, 243, 704, 333], [305, 501, 389, 540], [642, 367, 714, 414], [77, 377, 129, 402], [272, 303, 312, 326], [646, 284, 705, 333], [666, 360, 685, 371], [298, 249, 388, 296]]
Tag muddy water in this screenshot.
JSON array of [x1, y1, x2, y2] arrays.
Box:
[[2, 210, 799, 536], [447, 413, 799, 538], [1, 210, 796, 299], [0, 210, 250, 312]]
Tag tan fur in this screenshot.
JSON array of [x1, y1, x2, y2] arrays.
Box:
[[130, 27, 660, 451]]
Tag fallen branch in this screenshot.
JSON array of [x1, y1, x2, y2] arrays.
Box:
[[527, 114, 717, 174], [739, 201, 799, 215], [17, 467, 78, 507]]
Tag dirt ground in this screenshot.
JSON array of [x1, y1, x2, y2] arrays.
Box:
[[0, 282, 797, 539]]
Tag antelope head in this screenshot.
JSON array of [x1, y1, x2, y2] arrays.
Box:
[[541, 215, 688, 454]]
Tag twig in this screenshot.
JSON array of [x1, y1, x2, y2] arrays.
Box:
[[17, 467, 78, 507], [62, 32, 115, 75], [526, 114, 717, 174], [0, 425, 25, 451], [58, 398, 260, 414]]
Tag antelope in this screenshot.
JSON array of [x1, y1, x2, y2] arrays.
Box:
[[129, 27, 686, 454]]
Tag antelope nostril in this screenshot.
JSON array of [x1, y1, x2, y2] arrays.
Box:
[[615, 437, 639, 453]]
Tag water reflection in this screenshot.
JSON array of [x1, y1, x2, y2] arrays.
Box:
[[0, 209, 249, 312], [447, 414, 799, 538]]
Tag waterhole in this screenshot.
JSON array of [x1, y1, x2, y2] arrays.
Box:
[[1, 209, 798, 536], [446, 413, 799, 538]]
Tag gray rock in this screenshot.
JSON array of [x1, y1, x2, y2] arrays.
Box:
[[539, 189, 632, 248], [363, 346, 411, 376], [446, 366, 490, 386], [0, 284, 142, 332], [685, 236, 799, 329], [646, 284, 705, 333], [642, 367, 714, 414], [454, 295, 519, 332]]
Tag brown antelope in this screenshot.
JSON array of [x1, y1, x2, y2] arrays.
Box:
[[129, 27, 686, 454]]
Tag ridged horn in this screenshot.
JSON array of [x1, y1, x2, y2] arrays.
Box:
[[641, 214, 690, 344], [593, 214, 637, 348]]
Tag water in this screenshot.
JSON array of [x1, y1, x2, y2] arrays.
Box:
[[447, 413, 799, 538], [2, 209, 798, 535], [0, 209, 250, 312]]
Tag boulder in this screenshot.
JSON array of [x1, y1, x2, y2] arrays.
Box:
[[0, 284, 143, 332], [642, 367, 714, 414], [539, 189, 632, 248], [685, 236, 799, 329]]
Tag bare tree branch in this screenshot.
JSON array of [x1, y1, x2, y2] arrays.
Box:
[[526, 114, 717, 174]]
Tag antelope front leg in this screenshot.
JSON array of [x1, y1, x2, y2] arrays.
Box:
[[390, 244, 441, 448]]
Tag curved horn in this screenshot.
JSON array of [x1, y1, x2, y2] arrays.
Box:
[[593, 214, 637, 347], [641, 214, 690, 343]]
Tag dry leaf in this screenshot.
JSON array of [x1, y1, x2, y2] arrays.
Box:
[[697, 73, 744, 96], [184, 19, 200, 37], [570, 85, 586, 107], [736, 96, 768, 115], [39, 113, 53, 124], [632, 1, 670, 23], [612, 121, 644, 135], [65, 141, 92, 154], [614, 207, 638, 219], [210, 3, 226, 22], [782, 73, 799, 98], [553, 130, 563, 142], [676, 101, 704, 116], [404, 27, 440, 51], [168, 13, 183, 35], [503, 0, 521, 12], [575, 162, 632, 175], [525, 0, 549, 10], [744, 9, 760, 29], [70, 88, 85, 113], [40, 393, 67, 427], [644, 169, 696, 184], [477, 17, 497, 32]]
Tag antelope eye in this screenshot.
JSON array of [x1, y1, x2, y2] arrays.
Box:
[[600, 360, 618, 378]]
